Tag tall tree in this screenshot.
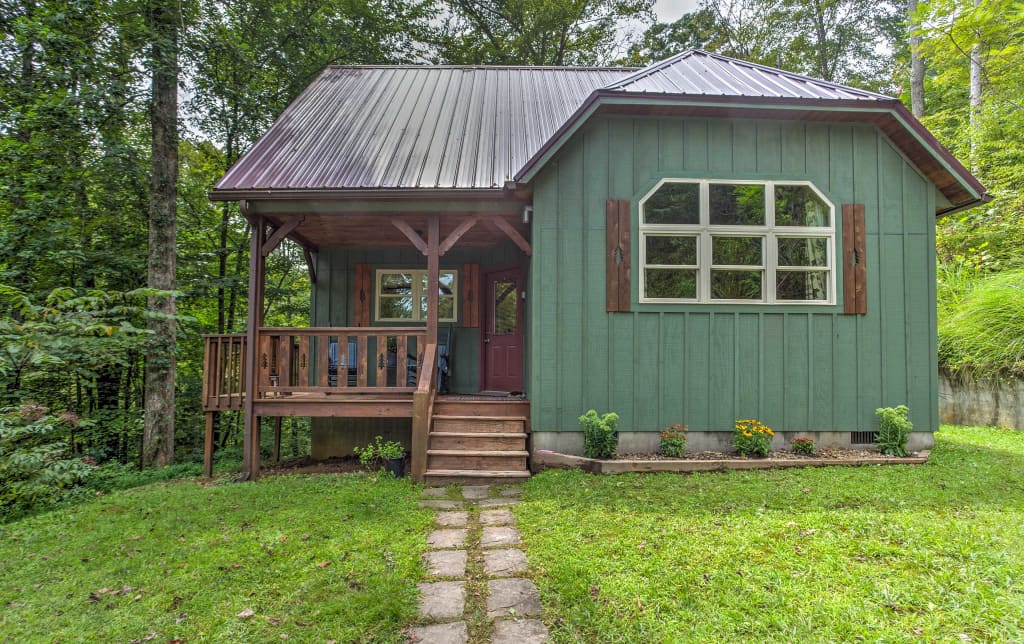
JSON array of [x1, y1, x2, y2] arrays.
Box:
[[142, 0, 179, 467], [909, 0, 926, 116], [438, 0, 655, 65]]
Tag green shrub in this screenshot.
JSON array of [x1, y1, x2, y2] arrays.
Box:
[[791, 437, 815, 455], [354, 435, 404, 469], [1, 404, 93, 521], [733, 418, 774, 457], [86, 461, 203, 493], [939, 269, 1024, 374], [659, 424, 687, 457], [872, 403, 913, 454], [875, 405, 912, 457], [578, 410, 619, 459]]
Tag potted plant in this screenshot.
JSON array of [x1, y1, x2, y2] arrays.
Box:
[[354, 435, 407, 477]]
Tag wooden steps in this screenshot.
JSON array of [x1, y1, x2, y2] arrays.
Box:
[[424, 399, 531, 484]]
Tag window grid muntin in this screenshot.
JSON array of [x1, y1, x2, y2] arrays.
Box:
[[639, 179, 835, 304], [375, 269, 458, 322]]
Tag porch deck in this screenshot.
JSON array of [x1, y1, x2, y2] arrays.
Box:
[[202, 330, 530, 483]]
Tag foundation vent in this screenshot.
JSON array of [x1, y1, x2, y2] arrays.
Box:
[[850, 431, 878, 445]]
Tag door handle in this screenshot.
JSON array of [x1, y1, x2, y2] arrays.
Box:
[[484, 337, 491, 343]]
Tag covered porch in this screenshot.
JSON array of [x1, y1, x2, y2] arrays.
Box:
[[202, 192, 533, 482]]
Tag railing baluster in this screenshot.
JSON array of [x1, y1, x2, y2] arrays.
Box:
[[396, 334, 408, 388], [297, 335, 310, 387], [278, 334, 292, 390], [376, 335, 388, 388], [357, 335, 368, 387]]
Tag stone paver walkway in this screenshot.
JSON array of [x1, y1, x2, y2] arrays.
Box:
[[407, 485, 548, 644]]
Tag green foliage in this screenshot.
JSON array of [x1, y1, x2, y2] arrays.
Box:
[[659, 424, 688, 457], [85, 461, 204, 494], [875, 405, 912, 456], [0, 473, 433, 641], [515, 426, 1024, 641], [938, 269, 1024, 374], [791, 436, 815, 455], [0, 404, 94, 521], [578, 409, 619, 459], [626, 0, 902, 92], [439, 0, 655, 65], [733, 418, 774, 456], [354, 435, 405, 469]]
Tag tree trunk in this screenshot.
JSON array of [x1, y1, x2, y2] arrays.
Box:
[[968, 0, 982, 171], [142, 0, 179, 468], [908, 0, 925, 117]]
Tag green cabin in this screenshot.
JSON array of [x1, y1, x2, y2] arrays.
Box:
[[205, 50, 986, 482]]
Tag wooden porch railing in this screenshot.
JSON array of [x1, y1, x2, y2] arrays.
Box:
[[202, 327, 431, 410], [411, 342, 438, 481], [256, 327, 428, 397], [203, 333, 247, 411]]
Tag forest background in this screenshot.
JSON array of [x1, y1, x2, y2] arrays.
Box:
[[1, 0, 1021, 518]]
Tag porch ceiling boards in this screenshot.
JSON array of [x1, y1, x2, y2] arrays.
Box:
[[259, 212, 528, 248]]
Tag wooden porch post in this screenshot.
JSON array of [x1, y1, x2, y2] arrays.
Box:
[[272, 417, 282, 463], [426, 216, 440, 341], [203, 411, 214, 478], [242, 215, 266, 481]]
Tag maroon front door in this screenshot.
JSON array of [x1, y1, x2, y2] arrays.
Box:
[[482, 268, 524, 392]]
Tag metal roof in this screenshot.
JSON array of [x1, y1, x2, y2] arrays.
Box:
[[604, 49, 891, 101], [215, 66, 634, 191]]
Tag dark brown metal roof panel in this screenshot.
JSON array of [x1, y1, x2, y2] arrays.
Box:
[[216, 66, 632, 191]]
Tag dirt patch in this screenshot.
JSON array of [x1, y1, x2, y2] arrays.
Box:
[[261, 456, 368, 475]]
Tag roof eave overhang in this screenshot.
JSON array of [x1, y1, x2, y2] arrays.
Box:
[[209, 187, 518, 202], [513, 91, 987, 215]]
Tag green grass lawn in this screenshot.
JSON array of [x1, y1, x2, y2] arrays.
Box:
[[515, 426, 1024, 642], [0, 473, 432, 643]]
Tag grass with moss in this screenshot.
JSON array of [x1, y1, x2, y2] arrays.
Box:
[[515, 425, 1024, 642], [0, 473, 432, 643]]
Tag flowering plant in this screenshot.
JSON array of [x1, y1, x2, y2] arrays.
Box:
[[733, 418, 774, 456], [791, 436, 815, 455], [659, 424, 688, 457]]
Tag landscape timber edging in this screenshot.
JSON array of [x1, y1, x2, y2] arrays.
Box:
[[531, 450, 931, 474]]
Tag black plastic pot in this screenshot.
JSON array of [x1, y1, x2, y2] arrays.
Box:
[[385, 456, 407, 478]]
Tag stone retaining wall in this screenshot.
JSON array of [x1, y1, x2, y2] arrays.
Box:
[[939, 368, 1024, 429]]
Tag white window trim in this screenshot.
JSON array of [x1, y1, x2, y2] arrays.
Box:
[[639, 179, 836, 305], [374, 269, 458, 322]]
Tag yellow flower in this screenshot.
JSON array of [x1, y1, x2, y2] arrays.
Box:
[[766, 429, 775, 436], [743, 431, 752, 437]]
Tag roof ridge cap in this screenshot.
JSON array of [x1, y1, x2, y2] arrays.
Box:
[[325, 64, 641, 71]]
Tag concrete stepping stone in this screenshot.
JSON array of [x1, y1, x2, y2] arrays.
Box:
[[486, 578, 542, 617], [427, 529, 467, 549], [477, 497, 518, 507], [424, 550, 467, 577], [422, 487, 448, 498], [499, 487, 523, 497], [492, 619, 549, 644], [419, 500, 462, 510], [435, 511, 468, 527], [407, 621, 468, 644], [480, 509, 515, 526], [483, 548, 528, 577], [418, 581, 465, 620], [462, 485, 491, 499], [480, 526, 520, 548]]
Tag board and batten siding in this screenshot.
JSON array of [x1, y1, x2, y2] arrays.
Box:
[[528, 116, 938, 435]]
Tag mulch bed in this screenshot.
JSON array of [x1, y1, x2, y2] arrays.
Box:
[[616, 448, 908, 461]]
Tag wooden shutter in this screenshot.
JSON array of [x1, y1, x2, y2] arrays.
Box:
[[354, 263, 371, 326], [461, 263, 480, 328], [841, 204, 867, 315], [606, 199, 632, 312]]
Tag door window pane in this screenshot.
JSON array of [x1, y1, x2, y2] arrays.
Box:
[[646, 235, 697, 265], [493, 280, 517, 335], [710, 184, 765, 225], [644, 182, 700, 224], [645, 269, 697, 299]]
